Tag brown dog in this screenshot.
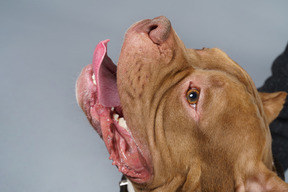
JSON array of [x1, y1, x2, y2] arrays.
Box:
[[76, 16, 288, 191]]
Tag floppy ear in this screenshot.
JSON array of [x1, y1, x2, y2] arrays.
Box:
[[258, 91, 287, 124], [244, 164, 288, 192]]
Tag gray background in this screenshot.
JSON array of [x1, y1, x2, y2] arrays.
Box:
[[1, 0, 287, 191]]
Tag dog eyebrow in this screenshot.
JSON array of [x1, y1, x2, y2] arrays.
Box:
[[207, 75, 226, 88]]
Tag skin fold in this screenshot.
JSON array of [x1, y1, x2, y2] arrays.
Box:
[[76, 16, 288, 191]]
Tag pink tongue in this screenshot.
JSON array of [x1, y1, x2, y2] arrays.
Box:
[[93, 40, 120, 107]]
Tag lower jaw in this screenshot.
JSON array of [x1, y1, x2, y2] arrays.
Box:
[[94, 104, 151, 183]]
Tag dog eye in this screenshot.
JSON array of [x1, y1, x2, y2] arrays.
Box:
[[186, 88, 200, 105]]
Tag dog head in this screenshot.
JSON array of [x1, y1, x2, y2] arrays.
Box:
[[76, 16, 287, 191]]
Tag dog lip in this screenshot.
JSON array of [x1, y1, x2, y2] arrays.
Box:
[[76, 64, 96, 114], [76, 64, 102, 136]]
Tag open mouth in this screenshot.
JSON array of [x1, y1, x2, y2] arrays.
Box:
[[76, 40, 150, 182], [76, 16, 173, 183]]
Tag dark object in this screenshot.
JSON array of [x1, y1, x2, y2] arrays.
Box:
[[258, 43, 288, 173], [274, 156, 286, 180], [119, 175, 129, 192]]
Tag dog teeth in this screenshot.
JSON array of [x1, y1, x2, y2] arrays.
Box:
[[113, 113, 119, 121], [119, 117, 128, 130], [113, 113, 128, 130], [92, 73, 96, 85]]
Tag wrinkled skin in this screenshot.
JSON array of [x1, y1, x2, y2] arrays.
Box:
[[76, 16, 288, 191]]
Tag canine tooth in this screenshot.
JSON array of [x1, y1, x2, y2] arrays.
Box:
[[119, 117, 128, 129], [92, 73, 96, 85], [111, 107, 115, 111], [113, 114, 119, 121]]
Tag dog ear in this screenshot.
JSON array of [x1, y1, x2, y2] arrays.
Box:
[[244, 164, 288, 192], [258, 91, 287, 124]]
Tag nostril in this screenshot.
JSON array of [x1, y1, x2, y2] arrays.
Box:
[[147, 24, 158, 33], [147, 16, 171, 45], [133, 16, 171, 45]]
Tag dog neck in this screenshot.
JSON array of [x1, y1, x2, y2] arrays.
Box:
[[119, 157, 285, 192]]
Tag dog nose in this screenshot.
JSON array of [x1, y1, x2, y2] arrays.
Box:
[[146, 16, 171, 45]]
